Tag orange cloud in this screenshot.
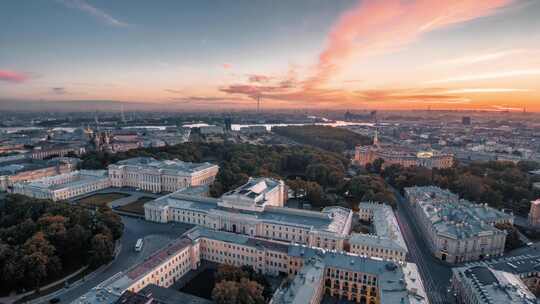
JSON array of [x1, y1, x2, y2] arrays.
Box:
[[306, 0, 513, 88]]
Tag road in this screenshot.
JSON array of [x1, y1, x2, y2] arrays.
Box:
[[393, 189, 454, 304], [41, 216, 193, 304]]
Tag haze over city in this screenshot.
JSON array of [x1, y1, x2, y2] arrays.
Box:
[[1, 0, 539, 111]]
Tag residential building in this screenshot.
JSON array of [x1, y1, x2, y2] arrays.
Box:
[[12, 170, 110, 201], [108, 157, 218, 193], [404, 186, 512, 263]]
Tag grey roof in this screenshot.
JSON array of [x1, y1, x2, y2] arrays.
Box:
[[405, 186, 512, 239], [452, 254, 540, 304], [113, 157, 217, 174], [351, 203, 408, 252]]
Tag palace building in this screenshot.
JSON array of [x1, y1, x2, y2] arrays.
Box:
[[353, 131, 454, 169], [404, 186, 513, 264], [144, 177, 353, 251], [74, 226, 429, 304], [108, 157, 218, 193]]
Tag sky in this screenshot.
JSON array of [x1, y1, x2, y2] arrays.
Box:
[[1, 0, 539, 112]]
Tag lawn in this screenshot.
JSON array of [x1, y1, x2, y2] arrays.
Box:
[[77, 192, 129, 208], [115, 196, 155, 215]]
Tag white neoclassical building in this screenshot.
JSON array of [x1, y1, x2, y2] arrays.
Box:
[[12, 170, 110, 201], [108, 157, 218, 193], [404, 186, 513, 263], [144, 177, 353, 251]]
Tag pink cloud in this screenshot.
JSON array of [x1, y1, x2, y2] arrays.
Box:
[[306, 0, 514, 88], [222, 63, 232, 69], [0, 69, 29, 83]]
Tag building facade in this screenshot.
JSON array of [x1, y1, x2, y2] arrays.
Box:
[[108, 157, 218, 193], [12, 170, 110, 201], [404, 186, 512, 263], [75, 226, 428, 304], [29, 144, 86, 159]]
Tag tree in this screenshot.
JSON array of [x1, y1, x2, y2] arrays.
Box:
[[88, 233, 114, 268], [212, 278, 265, 304], [23, 252, 49, 289], [495, 223, 523, 251], [213, 280, 240, 304], [305, 181, 325, 206]]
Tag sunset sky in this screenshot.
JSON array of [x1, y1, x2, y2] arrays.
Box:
[[1, 0, 539, 111]]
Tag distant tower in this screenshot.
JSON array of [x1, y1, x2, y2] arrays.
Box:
[[121, 105, 126, 123], [373, 129, 380, 147], [94, 111, 100, 129], [256, 95, 261, 113]]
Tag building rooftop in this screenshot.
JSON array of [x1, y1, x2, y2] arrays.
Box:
[[351, 203, 408, 252], [405, 186, 512, 239], [147, 185, 351, 235], [17, 169, 107, 191], [126, 238, 193, 280], [454, 265, 538, 303], [112, 157, 217, 175], [284, 246, 428, 304]]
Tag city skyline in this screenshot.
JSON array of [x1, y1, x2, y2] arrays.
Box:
[[1, 0, 540, 111]]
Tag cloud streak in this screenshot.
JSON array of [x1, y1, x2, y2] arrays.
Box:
[[432, 49, 530, 67], [444, 88, 532, 94], [0, 69, 29, 83], [58, 0, 130, 27], [306, 0, 514, 88], [427, 70, 540, 83]]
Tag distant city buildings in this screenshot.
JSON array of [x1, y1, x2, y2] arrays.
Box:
[[108, 157, 218, 193], [451, 254, 540, 304], [529, 199, 540, 228], [404, 186, 513, 263], [354, 131, 454, 169], [13, 170, 110, 201]]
